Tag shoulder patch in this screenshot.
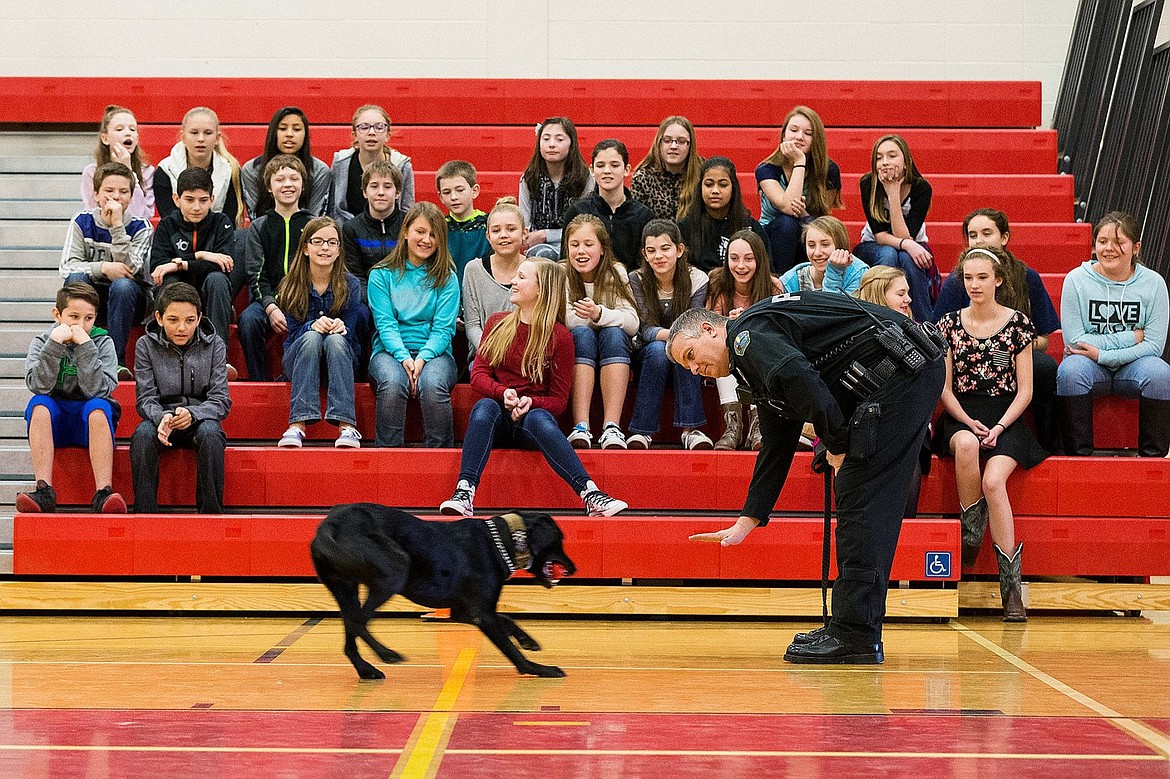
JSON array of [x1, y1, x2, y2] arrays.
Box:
[[771, 292, 801, 304], [734, 330, 751, 356]]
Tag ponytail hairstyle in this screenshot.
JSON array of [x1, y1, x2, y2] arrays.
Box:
[[636, 219, 693, 329], [180, 106, 246, 228], [634, 115, 703, 217], [254, 106, 316, 214], [865, 134, 923, 224], [705, 228, 775, 315], [763, 105, 842, 215], [477, 259, 567, 385], [488, 195, 526, 226], [276, 216, 351, 321], [562, 214, 635, 309], [94, 105, 148, 184], [961, 208, 1030, 317], [373, 202, 453, 290], [522, 117, 591, 204]]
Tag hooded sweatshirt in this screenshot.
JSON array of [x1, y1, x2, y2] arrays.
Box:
[[243, 209, 314, 309], [150, 210, 237, 287], [1060, 260, 1169, 370], [59, 209, 153, 282], [133, 318, 232, 425], [26, 325, 117, 401]]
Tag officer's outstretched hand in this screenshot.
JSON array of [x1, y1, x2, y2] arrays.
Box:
[[690, 516, 760, 546]]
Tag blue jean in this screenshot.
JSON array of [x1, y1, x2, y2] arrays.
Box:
[[238, 301, 273, 381], [458, 398, 591, 493], [369, 350, 456, 447], [852, 241, 938, 322], [65, 273, 145, 365], [761, 213, 807, 276], [629, 340, 706, 435], [283, 330, 357, 427], [1056, 354, 1170, 401], [571, 325, 630, 367]]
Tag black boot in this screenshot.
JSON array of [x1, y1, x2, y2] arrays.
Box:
[[1059, 394, 1094, 456], [1137, 397, 1170, 458], [960, 497, 989, 567], [994, 543, 1027, 622], [1032, 400, 1058, 453]]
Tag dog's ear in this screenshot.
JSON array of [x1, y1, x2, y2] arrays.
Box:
[[520, 511, 562, 549]]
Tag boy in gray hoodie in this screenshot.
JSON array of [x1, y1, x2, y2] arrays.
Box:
[[130, 282, 232, 513], [17, 283, 125, 514]]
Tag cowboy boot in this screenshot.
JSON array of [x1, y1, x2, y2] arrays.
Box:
[[1059, 394, 1094, 456], [744, 404, 762, 451], [994, 542, 1027, 622], [714, 402, 743, 451], [960, 497, 989, 567], [1137, 396, 1170, 458]]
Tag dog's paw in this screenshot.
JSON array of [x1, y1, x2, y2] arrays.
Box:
[[525, 664, 566, 678], [516, 635, 541, 651], [357, 666, 386, 681], [374, 648, 406, 665]]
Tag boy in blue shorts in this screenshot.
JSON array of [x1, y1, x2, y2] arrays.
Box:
[[17, 282, 126, 513]]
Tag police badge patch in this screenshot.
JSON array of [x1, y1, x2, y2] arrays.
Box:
[[734, 330, 750, 356]]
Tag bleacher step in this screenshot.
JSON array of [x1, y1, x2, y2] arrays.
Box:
[[0, 446, 32, 475], [0, 155, 89, 174], [0, 416, 26, 439], [0, 248, 63, 271], [0, 172, 79, 201], [0, 480, 33, 510], [0, 358, 26, 379], [0, 301, 50, 322], [0, 551, 11, 576], [0, 220, 70, 247], [1, 274, 68, 301], [0, 329, 44, 358], [0, 132, 90, 156], [0, 199, 79, 220]]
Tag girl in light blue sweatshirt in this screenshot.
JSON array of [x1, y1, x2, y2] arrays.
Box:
[[367, 202, 460, 447], [1058, 211, 1169, 457], [779, 215, 868, 295]]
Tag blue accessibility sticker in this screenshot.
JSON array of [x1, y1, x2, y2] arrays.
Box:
[[925, 551, 952, 578]]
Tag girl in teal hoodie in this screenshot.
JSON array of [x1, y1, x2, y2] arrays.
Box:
[[1058, 211, 1170, 457], [367, 202, 460, 447]]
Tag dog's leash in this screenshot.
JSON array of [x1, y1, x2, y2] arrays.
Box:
[[811, 440, 832, 628]]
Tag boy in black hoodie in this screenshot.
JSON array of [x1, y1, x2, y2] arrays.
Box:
[[238, 155, 314, 380], [130, 282, 232, 514], [341, 159, 405, 300]]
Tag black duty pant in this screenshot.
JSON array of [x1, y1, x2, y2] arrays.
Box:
[[130, 418, 226, 513], [829, 357, 946, 646]]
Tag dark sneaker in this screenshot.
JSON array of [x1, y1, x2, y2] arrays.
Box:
[[16, 480, 57, 513], [439, 480, 476, 517], [117, 365, 134, 381], [91, 486, 127, 514]]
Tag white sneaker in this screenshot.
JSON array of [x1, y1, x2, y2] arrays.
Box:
[[440, 480, 476, 516], [336, 426, 362, 448], [626, 433, 653, 449], [580, 481, 628, 517], [681, 430, 714, 450], [598, 423, 627, 450], [567, 423, 592, 449], [278, 426, 305, 448]]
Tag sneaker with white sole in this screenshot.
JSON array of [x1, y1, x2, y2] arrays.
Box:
[[681, 429, 714, 450], [580, 481, 628, 517], [335, 426, 362, 448], [440, 479, 476, 516], [567, 423, 592, 449], [626, 433, 653, 449], [598, 423, 627, 449], [278, 426, 305, 447]]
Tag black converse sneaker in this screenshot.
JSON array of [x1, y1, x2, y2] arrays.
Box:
[[91, 486, 128, 514], [440, 480, 476, 516], [579, 481, 628, 517], [16, 480, 57, 513]]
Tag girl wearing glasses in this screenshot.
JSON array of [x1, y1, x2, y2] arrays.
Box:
[[631, 116, 704, 221], [275, 217, 365, 449], [330, 104, 415, 225]]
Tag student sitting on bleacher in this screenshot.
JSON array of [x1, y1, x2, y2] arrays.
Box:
[[462, 197, 526, 363], [677, 156, 766, 274], [340, 159, 405, 299], [559, 139, 654, 272], [275, 217, 364, 449], [149, 167, 239, 379], [518, 117, 593, 260], [437, 160, 491, 285], [563, 214, 639, 450], [130, 282, 231, 514], [330, 104, 415, 224], [154, 106, 246, 228], [756, 106, 843, 276], [704, 230, 781, 451], [367, 202, 459, 448], [241, 106, 331, 218], [626, 219, 711, 450], [933, 247, 1045, 622], [440, 259, 628, 518], [852, 134, 939, 322], [630, 116, 702, 221], [80, 105, 155, 220], [238, 155, 315, 381], [932, 208, 1061, 452], [1058, 211, 1170, 457], [61, 162, 153, 377], [779, 215, 868, 295], [16, 283, 125, 515]]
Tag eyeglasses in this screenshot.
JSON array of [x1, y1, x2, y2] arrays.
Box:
[[661, 137, 690, 147], [355, 123, 389, 133], [308, 237, 341, 248]]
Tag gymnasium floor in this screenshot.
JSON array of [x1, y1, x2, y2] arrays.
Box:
[[0, 613, 1168, 777]]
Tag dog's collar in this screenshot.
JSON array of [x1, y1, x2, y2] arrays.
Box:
[[487, 513, 531, 576]]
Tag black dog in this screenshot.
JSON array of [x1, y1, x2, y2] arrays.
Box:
[[310, 503, 577, 680]]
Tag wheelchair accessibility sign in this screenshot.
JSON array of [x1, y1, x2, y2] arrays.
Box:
[[925, 552, 952, 578]]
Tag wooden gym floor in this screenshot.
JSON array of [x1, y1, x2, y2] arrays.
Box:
[[0, 613, 1167, 777]]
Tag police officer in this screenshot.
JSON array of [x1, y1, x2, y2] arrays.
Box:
[[666, 291, 945, 664]]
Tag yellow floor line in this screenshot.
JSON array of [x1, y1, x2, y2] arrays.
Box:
[[951, 621, 1170, 758], [391, 648, 476, 779]]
